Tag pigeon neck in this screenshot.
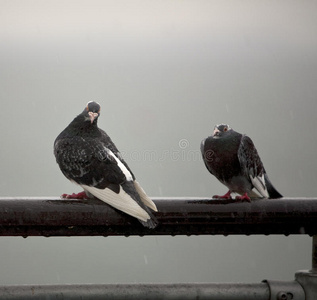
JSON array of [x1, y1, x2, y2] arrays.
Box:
[[69, 114, 100, 136]]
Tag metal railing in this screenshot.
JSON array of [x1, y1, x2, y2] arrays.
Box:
[[0, 197, 316, 299], [0, 197, 316, 236]]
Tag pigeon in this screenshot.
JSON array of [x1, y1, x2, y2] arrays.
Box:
[[200, 124, 283, 201], [54, 101, 158, 228]]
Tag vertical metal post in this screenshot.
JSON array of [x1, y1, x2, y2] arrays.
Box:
[[312, 235, 317, 273], [295, 235, 317, 299]]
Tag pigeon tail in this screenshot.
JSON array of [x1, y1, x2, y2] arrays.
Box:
[[264, 174, 283, 199], [81, 184, 154, 224], [133, 181, 158, 212], [121, 181, 158, 229]]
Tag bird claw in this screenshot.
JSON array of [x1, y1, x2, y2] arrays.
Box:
[[61, 191, 88, 199], [212, 191, 232, 200], [235, 193, 251, 202]]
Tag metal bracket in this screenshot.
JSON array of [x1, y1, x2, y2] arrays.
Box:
[[295, 270, 317, 300], [263, 280, 305, 300]]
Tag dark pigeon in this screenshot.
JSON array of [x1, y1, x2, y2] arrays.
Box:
[[201, 124, 283, 201], [54, 101, 158, 228]]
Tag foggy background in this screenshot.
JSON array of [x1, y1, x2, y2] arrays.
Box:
[[0, 0, 316, 285]]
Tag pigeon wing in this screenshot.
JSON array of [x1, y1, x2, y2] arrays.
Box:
[[237, 135, 269, 198], [200, 138, 216, 175], [99, 128, 136, 180], [54, 137, 126, 189], [55, 137, 153, 221]]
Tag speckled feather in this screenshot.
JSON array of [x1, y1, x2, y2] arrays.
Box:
[[54, 130, 129, 190]]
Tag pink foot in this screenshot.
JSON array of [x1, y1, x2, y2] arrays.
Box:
[[61, 191, 88, 199], [213, 190, 232, 200], [235, 192, 251, 202]]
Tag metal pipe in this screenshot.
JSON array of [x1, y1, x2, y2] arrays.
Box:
[[0, 197, 317, 237], [0, 283, 270, 300], [312, 235, 317, 273]]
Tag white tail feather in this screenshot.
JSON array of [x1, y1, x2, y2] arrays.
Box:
[[134, 181, 158, 212], [81, 184, 151, 222], [250, 174, 269, 198]]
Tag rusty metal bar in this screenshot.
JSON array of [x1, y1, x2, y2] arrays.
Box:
[[0, 197, 317, 237]]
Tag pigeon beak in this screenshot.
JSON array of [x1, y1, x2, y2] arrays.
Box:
[[213, 128, 220, 137], [88, 112, 98, 123]]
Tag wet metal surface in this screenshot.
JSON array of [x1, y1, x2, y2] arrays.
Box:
[[0, 197, 316, 237]]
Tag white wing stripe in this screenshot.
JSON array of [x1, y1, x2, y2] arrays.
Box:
[[106, 148, 133, 181]]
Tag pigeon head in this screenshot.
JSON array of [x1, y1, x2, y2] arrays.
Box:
[[213, 124, 232, 138], [83, 101, 101, 124]]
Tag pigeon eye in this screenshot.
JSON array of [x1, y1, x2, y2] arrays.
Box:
[[224, 127, 228, 132]]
